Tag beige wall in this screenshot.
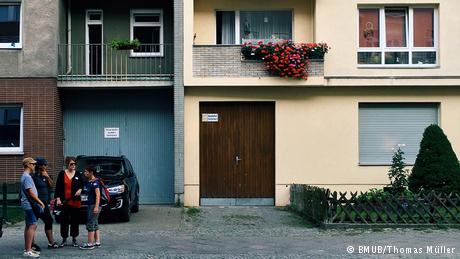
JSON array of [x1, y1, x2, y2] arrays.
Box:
[[184, 86, 460, 206], [193, 0, 314, 45], [185, 0, 460, 86]]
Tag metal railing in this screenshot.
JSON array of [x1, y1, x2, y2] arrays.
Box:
[[58, 43, 174, 81]]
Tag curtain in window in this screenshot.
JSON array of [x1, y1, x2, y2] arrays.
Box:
[[0, 5, 20, 43], [220, 11, 235, 44], [240, 11, 292, 43], [359, 9, 380, 47], [413, 9, 434, 47], [385, 9, 407, 47]]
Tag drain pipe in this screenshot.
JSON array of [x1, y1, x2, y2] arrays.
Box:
[[66, 0, 72, 75]]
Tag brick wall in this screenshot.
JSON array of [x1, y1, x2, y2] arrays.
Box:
[[0, 78, 63, 183], [193, 45, 324, 78]]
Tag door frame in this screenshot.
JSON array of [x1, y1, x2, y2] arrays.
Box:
[[85, 9, 104, 75], [199, 101, 276, 206]]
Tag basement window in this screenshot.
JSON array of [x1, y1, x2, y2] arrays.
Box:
[[0, 106, 23, 154]]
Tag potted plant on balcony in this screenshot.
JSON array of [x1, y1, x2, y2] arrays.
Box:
[[109, 39, 141, 50], [241, 40, 330, 80]]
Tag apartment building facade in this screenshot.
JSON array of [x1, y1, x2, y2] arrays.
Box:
[[0, 0, 62, 182], [0, 0, 185, 205], [183, 0, 460, 206]]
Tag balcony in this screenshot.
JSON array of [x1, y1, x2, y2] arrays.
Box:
[[58, 44, 173, 86], [193, 45, 324, 78]]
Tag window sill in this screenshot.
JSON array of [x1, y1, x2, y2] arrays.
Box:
[[130, 53, 164, 58], [358, 65, 439, 69], [359, 163, 414, 166], [0, 44, 22, 49], [0, 151, 24, 155]]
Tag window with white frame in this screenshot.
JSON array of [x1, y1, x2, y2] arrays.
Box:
[[359, 103, 438, 165], [358, 6, 437, 66], [216, 10, 292, 44], [0, 106, 23, 153], [0, 3, 21, 48], [130, 9, 163, 57]]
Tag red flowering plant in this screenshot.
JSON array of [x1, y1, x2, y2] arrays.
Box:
[[241, 41, 330, 80]]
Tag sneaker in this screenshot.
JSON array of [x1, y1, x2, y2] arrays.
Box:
[[24, 249, 40, 255], [94, 242, 101, 248], [48, 242, 60, 249], [23, 250, 40, 258], [59, 239, 67, 247], [31, 243, 41, 252], [79, 243, 94, 250], [72, 240, 78, 247]]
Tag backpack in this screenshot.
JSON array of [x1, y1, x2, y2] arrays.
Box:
[[98, 179, 111, 205]]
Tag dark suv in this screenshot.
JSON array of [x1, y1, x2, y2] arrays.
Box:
[[76, 155, 140, 222]]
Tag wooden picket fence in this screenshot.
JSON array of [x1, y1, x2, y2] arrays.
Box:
[[290, 184, 460, 228]]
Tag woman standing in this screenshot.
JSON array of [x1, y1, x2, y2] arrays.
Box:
[[54, 156, 83, 247], [32, 157, 60, 249]]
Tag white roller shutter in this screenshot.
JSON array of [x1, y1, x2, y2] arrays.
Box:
[[359, 103, 438, 165]]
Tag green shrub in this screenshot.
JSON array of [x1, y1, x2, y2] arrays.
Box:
[[408, 124, 460, 193], [109, 39, 140, 50], [387, 146, 409, 192]]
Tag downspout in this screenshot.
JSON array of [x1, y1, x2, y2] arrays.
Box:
[[66, 0, 72, 74]]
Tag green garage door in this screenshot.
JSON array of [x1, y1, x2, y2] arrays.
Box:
[[62, 89, 174, 204]]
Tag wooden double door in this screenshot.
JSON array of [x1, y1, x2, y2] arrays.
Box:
[[200, 102, 275, 204]]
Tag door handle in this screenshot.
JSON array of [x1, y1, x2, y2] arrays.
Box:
[[235, 155, 242, 165]]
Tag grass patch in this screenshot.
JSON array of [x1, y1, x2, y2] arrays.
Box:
[[184, 207, 201, 217], [1, 206, 24, 224]]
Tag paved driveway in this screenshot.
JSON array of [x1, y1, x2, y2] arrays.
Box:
[[1, 206, 459, 258]]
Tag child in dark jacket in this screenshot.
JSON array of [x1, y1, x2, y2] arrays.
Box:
[[79, 167, 101, 250]]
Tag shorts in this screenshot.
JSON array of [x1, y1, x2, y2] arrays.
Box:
[[86, 205, 101, 232], [24, 209, 37, 226]]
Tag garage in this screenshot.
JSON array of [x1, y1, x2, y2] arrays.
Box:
[[61, 89, 174, 204]]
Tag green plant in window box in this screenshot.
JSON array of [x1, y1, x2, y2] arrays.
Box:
[[109, 39, 141, 50]]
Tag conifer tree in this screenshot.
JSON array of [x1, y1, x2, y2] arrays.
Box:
[[408, 124, 460, 193], [387, 146, 408, 191]]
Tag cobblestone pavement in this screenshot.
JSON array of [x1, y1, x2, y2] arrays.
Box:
[[1, 206, 459, 258]]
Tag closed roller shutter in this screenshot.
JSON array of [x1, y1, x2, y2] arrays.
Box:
[[359, 103, 438, 165]]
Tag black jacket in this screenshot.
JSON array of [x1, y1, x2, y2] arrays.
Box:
[[54, 170, 84, 202]]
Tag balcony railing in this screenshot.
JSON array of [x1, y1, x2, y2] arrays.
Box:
[[58, 44, 174, 81]]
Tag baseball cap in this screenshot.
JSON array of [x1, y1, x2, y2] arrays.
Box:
[[35, 157, 48, 166], [22, 157, 37, 166]]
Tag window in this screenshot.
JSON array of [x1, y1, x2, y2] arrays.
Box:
[[0, 4, 21, 48], [359, 103, 438, 165], [358, 6, 437, 66], [130, 9, 163, 57], [0, 106, 23, 153], [216, 10, 292, 44]]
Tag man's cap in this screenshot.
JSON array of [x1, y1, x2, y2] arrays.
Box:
[[22, 157, 37, 166], [35, 157, 48, 166]]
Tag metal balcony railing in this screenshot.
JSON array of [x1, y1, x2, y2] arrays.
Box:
[[58, 43, 174, 81]]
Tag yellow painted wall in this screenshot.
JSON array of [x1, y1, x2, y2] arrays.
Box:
[[193, 0, 314, 45], [184, 86, 460, 206], [185, 0, 460, 86]]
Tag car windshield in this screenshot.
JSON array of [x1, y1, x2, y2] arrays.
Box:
[[77, 158, 125, 178]]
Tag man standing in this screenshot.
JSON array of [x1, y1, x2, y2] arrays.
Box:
[[20, 157, 45, 258]]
